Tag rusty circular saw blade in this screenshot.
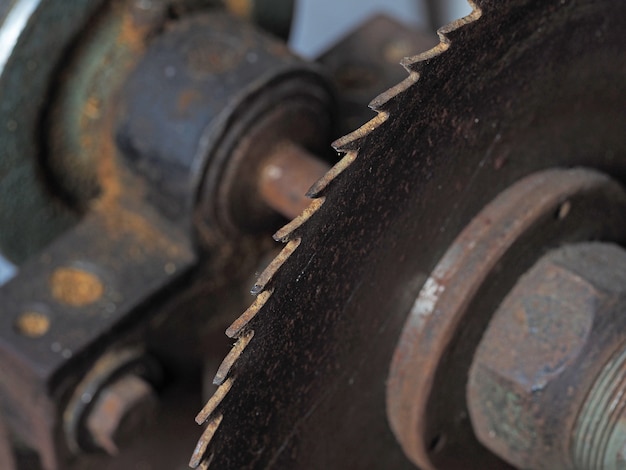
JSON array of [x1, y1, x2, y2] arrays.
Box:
[[192, 0, 626, 468]]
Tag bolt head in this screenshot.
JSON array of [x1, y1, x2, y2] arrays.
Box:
[[468, 243, 626, 469], [86, 374, 157, 455]]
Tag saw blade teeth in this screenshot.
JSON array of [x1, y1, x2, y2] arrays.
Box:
[[250, 238, 301, 295], [331, 115, 389, 152], [197, 455, 214, 470], [401, 5, 482, 73], [369, 72, 420, 112], [213, 331, 254, 385], [307, 152, 358, 197], [400, 43, 450, 72], [226, 290, 273, 338], [332, 5, 482, 148], [195, 378, 234, 425], [437, 2, 482, 40], [196, 2, 489, 465], [189, 415, 222, 468], [273, 197, 326, 242]]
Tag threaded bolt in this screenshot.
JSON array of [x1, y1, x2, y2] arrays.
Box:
[[573, 345, 626, 470]]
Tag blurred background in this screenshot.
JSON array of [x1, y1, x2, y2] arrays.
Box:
[[290, 0, 472, 57], [0, 0, 472, 284]]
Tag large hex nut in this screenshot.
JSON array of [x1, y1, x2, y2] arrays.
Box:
[[468, 243, 626, 469]]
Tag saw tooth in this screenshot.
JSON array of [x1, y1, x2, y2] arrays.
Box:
[[250, 238, 301, 295], [226, 290, 272, 338], [198, 454, 214, 470], [213, 331, 254, 385], [400, 4, 481, 74], [369, 9, 483, 113], [195, 378, 234, 425], [333, 5, 483, 146], [369, 72, 420, 112], [189, 415, 222, 468], [273, 197, 326, 242], [400, 42, 450, 72], [197, 455, 213, 470], [331, 115, 389, 153], [306, 150, 358, 198], [438, 1, 482, 39]]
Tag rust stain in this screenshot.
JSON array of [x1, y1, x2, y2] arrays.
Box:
[[190, 414, 223, 468], [225, 0, 253, 18], [273, 197, 325, 243], [15, 311, 51, 338], [177, 89, 202, 115], [83, 3, 183, 257], [116, 1, 152, 54], [84, 97, 102, 120], [196, 378, 234, 425], [251, 238, 301, 294], [50, 267, 104, 307], [226, 290, 272, 338], [213, 331, 254, 386], [94, 1, 152, 200]]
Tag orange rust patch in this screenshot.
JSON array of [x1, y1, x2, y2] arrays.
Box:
[[86, 5, 182, 256], [82, 0, 155, 210], [50, 267, 104, 307], [177, 89, 202, 115], [15, 311, 51, 338], [116, 1, 151, 53], [225, 0, 252, 18]]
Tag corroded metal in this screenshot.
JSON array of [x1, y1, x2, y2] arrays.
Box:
[[224, 0, 294, 40], [574, 346, 626, 469], [317, 14, 437, 135], [117, 12, 334, 239], [258, 141, 331, 221], [0, 0, 102, 263], [85, 374, 158, 455], [46, 0, 169, 208], [0, 5, 338, 468], [62, 348, 161, 455], [388, 168, 626, 469], [468, 242, 626, 470], [0, 198, 193, 470], [194, 0, 626, 468]]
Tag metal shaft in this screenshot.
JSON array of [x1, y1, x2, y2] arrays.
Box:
[[258, 141, 331, 220]]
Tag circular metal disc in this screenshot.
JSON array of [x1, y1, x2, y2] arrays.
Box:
[[196, 1, 626, 468]]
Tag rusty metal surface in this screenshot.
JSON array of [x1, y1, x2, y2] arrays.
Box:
[[468, 242, 626, 469], [1, 6, 340, 468], [387, 169, 626, 470], [216, 96, 335, 235], [0, 0, 103, 263], [0, 194, 194, 470], [258, 142, 331, 220], [116, 12, 334, 241], [574, 343, 626, 469], [224, 0, 294, 40], [46, 0, 168, 208], [193, 0, 626, 468], [68, 379, 204, 470], [317, 14, 438, 135], [62, 347, 162, 456], [85, 374, 158, 456]]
